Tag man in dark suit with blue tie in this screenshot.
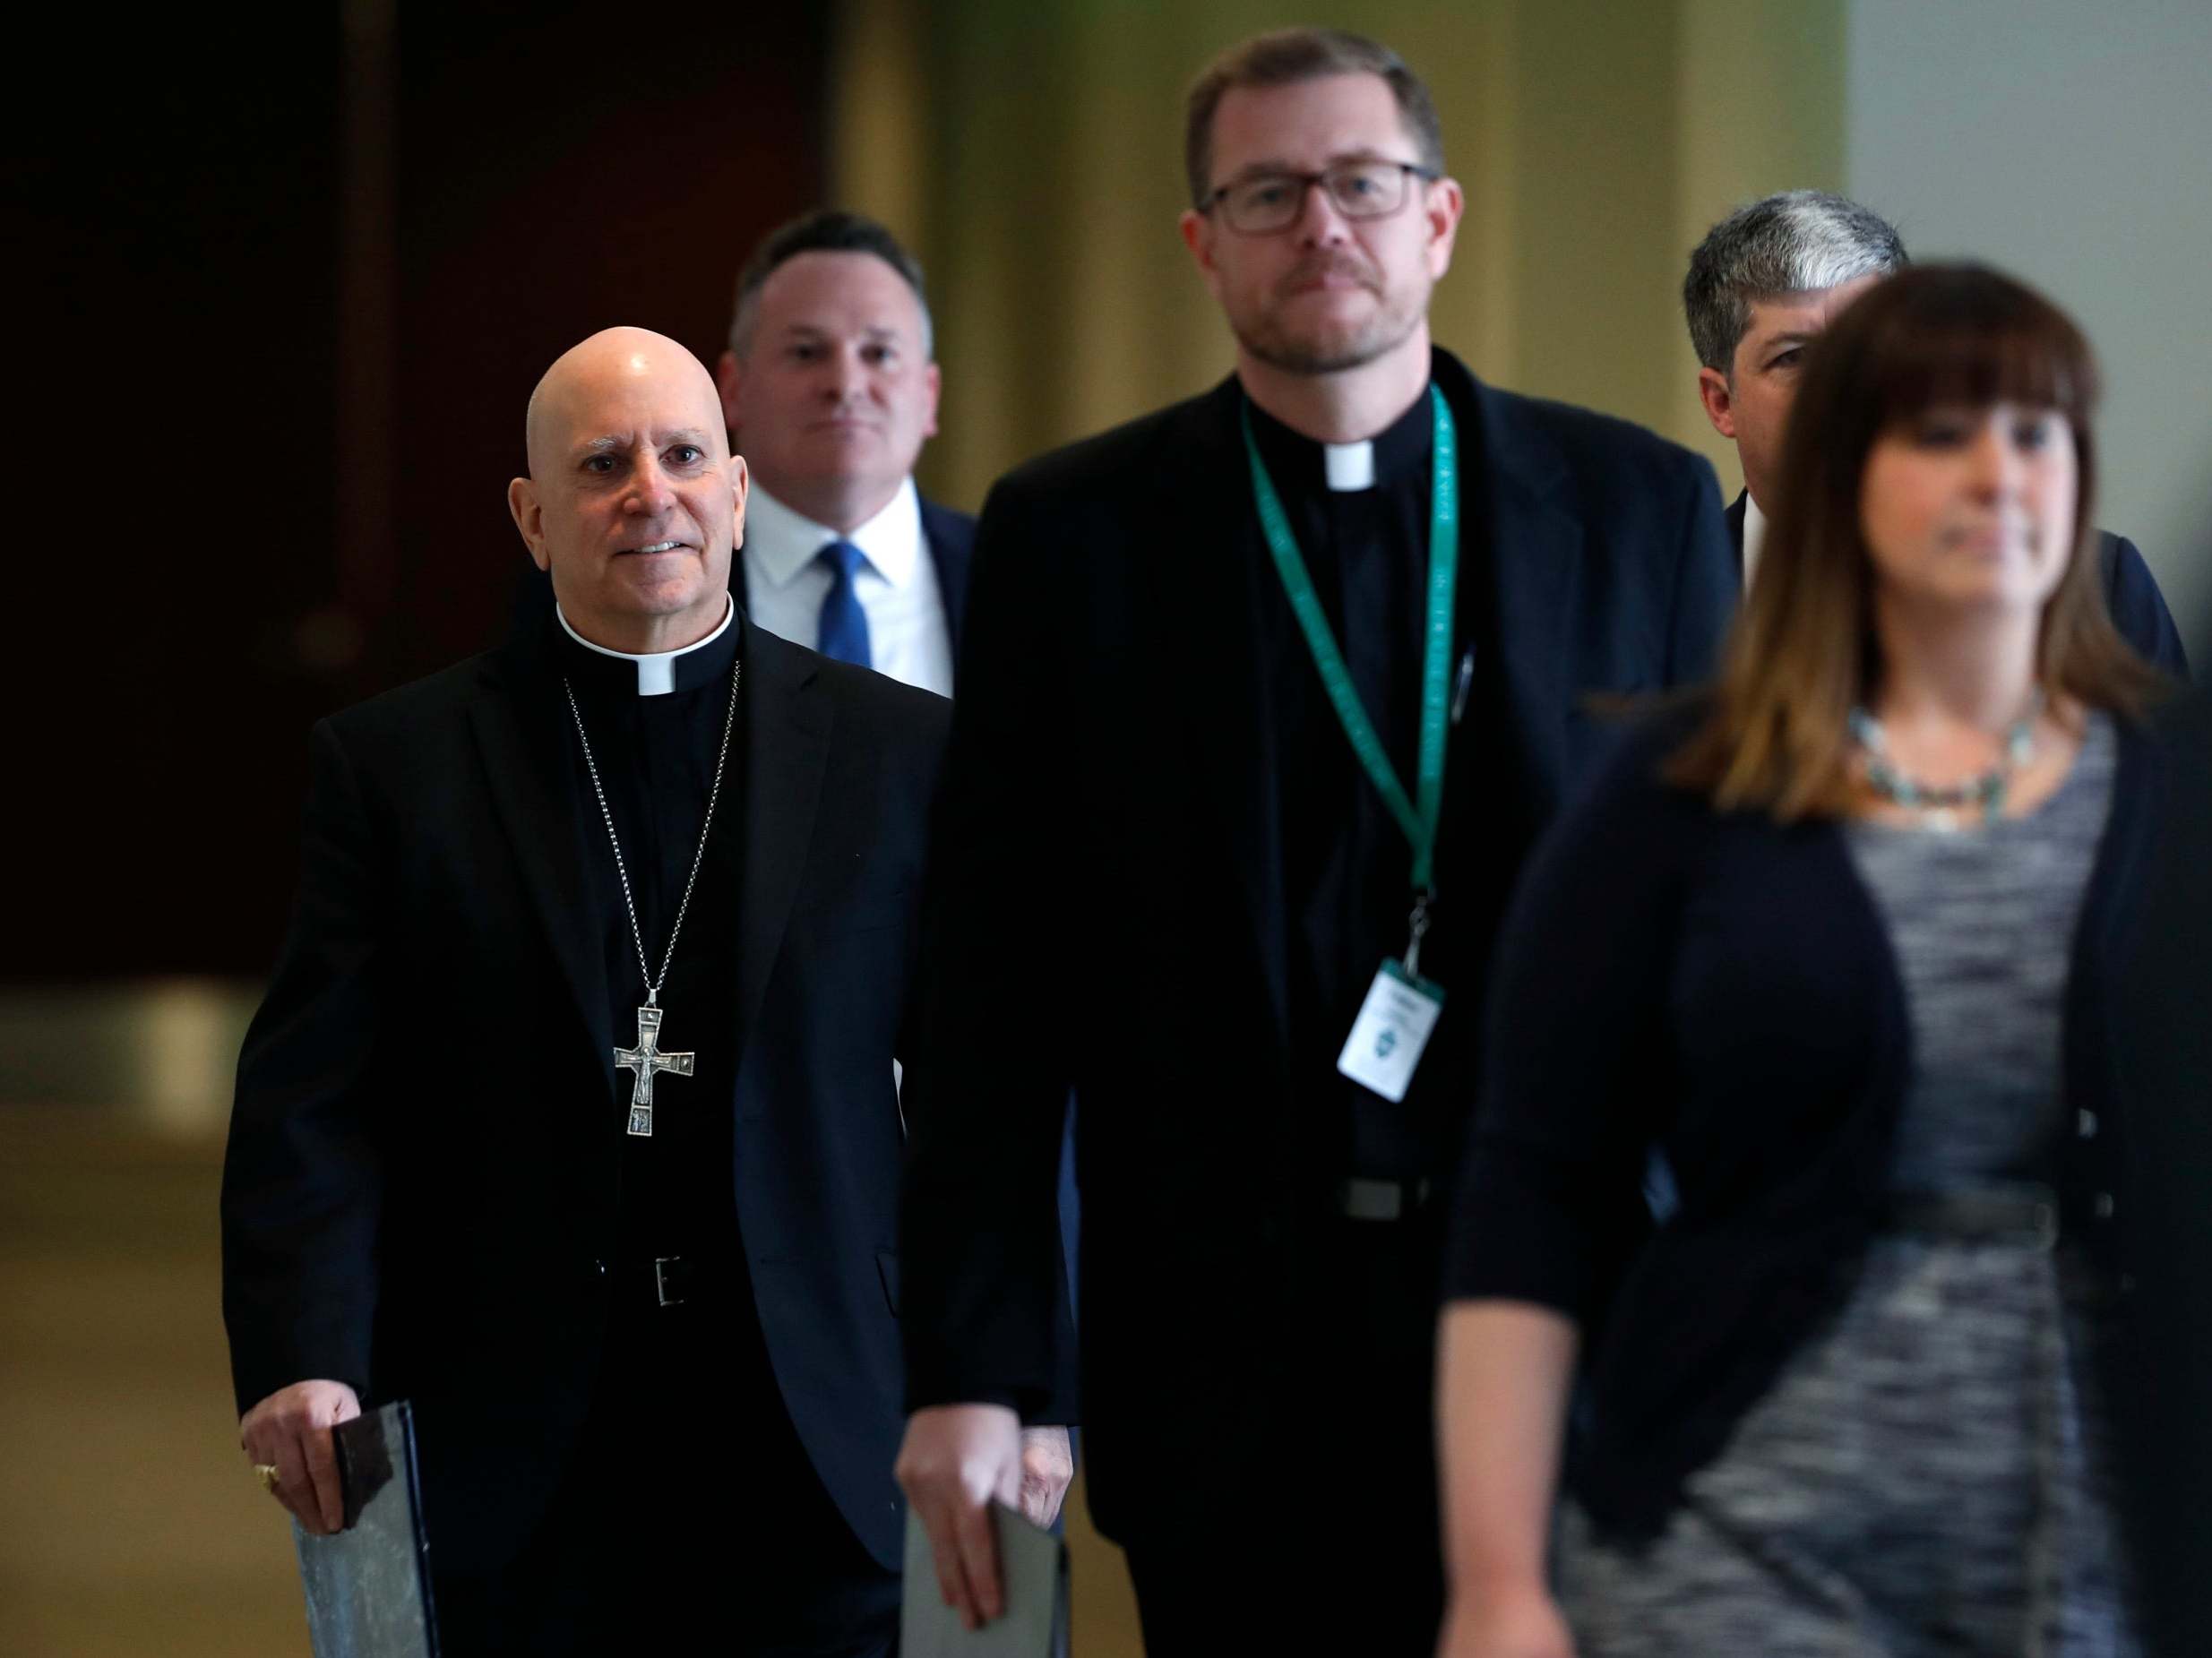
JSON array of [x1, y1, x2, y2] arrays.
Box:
[[1684, 190, 2188, 674], [716, 208, 1084, 1537], [893, 28, 1738, 1655], [715, 210, 973, 697]]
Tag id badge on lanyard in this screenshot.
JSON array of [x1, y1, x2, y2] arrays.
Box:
[[1243, 385, 1459, 1102], [1337, 921, 1446, 1104]]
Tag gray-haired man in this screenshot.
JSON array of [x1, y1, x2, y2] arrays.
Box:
[[1684, 189, 2186, 670]]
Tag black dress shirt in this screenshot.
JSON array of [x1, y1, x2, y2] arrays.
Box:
[[553, 620, 746, 1272], [1247, 384, 1485, 1182]]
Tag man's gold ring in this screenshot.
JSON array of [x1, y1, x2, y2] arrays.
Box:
[[254, 1463, 282, 1494]]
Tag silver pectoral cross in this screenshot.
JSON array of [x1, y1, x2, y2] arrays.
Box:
[[614, 1003, 694, 1137]]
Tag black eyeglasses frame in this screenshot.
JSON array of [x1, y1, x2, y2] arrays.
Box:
[[1198, 160, 1441, 236]]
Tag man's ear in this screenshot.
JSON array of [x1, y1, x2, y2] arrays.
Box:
[[1422, 176, 1466, 279], [507, 476, 550, 571], [1696, 367, 1738, 442], [727, 453, 750, 551], [921, 362, 942, 442], [715, 349, 744, 436], [1178, 208, 1223, 302]]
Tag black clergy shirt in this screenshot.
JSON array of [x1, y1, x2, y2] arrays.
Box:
[[550, 613, 746, 1275], [1245, 381, 1486, 1185]]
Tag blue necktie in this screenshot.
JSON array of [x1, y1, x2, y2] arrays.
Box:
[[815, 539, 873, 668]]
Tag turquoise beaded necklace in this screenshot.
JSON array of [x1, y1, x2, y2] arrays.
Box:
[[1847, 692, 2043, 829]]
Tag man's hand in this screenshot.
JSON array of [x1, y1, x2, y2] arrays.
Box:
[[1016, 1425, 1073, 1529], [239, 1379, 362, 1536], [894, 1403, 1023, 1629]]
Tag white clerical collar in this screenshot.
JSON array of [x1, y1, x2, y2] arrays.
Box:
[[555, 593, 735, 696], [1743, 492, 1769, 591], [1322, 441, 1375, 493], [743, 477, 923, 591]]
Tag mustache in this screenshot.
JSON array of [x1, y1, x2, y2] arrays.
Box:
[[1278, 251, 1382, 296]]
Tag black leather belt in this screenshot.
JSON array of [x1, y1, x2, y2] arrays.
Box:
[[1883, 1187, 2060, 1250], [1336, 1176, 1433, 1222]]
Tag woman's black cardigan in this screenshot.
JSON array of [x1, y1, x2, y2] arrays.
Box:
[[1443, 702, 2171, 1543]]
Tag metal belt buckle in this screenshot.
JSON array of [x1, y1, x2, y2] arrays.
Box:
[[1339, 1177, 1429, 1222], [653, 1257, 686, 1307]]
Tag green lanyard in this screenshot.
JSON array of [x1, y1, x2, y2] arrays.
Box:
[[1241, 385, 1459, 903]]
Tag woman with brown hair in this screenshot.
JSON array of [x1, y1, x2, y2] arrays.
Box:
[[1433, 264, 2173, 1657]]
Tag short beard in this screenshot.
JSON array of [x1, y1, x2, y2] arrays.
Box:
[[1229, 254, 1429, 376], [1235, 305, 1424, 375]]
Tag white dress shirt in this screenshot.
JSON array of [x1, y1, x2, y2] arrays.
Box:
[[1742, 492, 1769, 592], [739, 477, 955, 697]]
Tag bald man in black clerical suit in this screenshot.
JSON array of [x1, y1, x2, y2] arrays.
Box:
[[221, 327, 1074, 1657]]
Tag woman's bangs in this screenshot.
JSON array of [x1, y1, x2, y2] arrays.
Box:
[[1873, 293, 2097, 428]]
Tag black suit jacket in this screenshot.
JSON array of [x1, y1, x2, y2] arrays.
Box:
[[920, 495, 977, 657], [901, 350, 1737, 1549], [510, 496, 1083, 1327], [2107, 688, 2212, 1652], [729, 490, 1089, 1327], [1726, 490, 2190, 676], [221, 614, 1071, 1576], [900, 500, 1089, 1327]]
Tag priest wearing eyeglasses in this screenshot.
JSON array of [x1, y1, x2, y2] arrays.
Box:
[[220, 327, 1075, 1656], [891, 27, 1736, 1656]]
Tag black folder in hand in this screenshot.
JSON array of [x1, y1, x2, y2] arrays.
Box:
[[291, 1399, 439, 1658]]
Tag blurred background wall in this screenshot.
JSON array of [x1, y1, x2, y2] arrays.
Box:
[[4, 3, 2203, 1654], [837, 0, 1847, 515]]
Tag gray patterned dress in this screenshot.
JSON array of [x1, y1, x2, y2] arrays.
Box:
[[1559, 716, 2137, 1657]]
